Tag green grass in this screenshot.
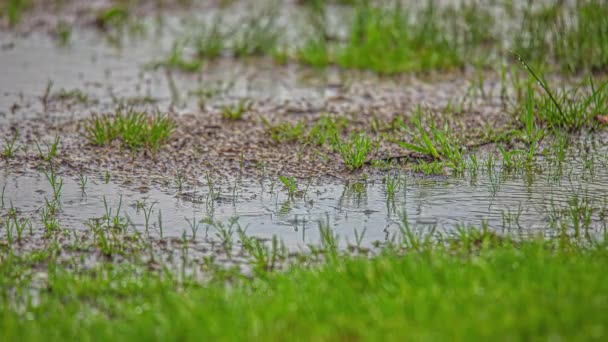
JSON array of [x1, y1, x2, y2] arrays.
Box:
[[1, 236, 607, 341], [333, 133, 373, 170], [1, 131, 19, 159], [278, 175, 298, 198], [1, 0, 29, 27], [298, 2, 467, 74], [95, 5, 130, 31], [339, 3, 464, 73], [397, 107, 465, 173], [221, 100, 250, 121], [382, 172, 401, 197], [94, 5, 145, 45], [306, 115, 348, 146], [193, 15, 225, 59], [517, 56, 608, 132], [232, 7, 281, 57], [160, 6, 281, 71], [154, 41, 203, 72], [84, 110, 175, 153], [154, 0, 608, 74], [261, 118, 305, 143], [55, 20, 72, 46], [515, 0, 608, 72]]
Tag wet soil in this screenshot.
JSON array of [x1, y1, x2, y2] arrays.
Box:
[[0, 25, 512, 183]]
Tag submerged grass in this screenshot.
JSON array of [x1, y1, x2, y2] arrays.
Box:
[[1, 235, 607, 341]]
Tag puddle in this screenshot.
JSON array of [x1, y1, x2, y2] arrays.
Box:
[[0, 4, 497, 125], [2, 151, 607, 249], [0, 28, 341, 121]]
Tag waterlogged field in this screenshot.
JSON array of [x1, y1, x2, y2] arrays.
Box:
[[1, 0, 608, 340]]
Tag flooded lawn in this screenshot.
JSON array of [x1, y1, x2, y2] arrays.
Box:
[[1, 0, 607, 272], [1, 1, 608, 340], [2, 148, 608, 248]]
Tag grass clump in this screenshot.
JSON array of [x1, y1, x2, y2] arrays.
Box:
[[193, 15, 226, 59], [278, 175, 298, 198], [155, 41, 203, 72], [518, 56, 608, 132], [94, 5, 144, 45], [262, 118, 305, 143], [1, 131, 19, 159], [232, 7, 281, 57], [1, 0, 29, 27], [306, 115, 348, 146], [221, 100, 250, 121], [35, 136, 60, 162], [84, 110, 174, 153], [95, 6, 130, 31], [334, 133, 373, 170], [397, 108, 465, 173]]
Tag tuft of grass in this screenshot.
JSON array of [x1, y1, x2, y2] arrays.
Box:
[[35, 136, 60, 162], [397, 108, 465, 172], [261, 118, 305, 143], [94, 5, 144, 45], [84, 110, 174, 153], [221, 100, 250, 121], [2, 0, 29, 27], [232, 7, 281, 57], [383, 172, 401, 197], [519, 83, 545, 161], [95, 6, 130, 31], [306, 115, 348, 146], [278, 175, 297, 198], [55, 20, 72, 46], [193, 15, 226, 59], [41, 161, 64, 203], [154, 41, 202, 72], [498, 146, 525, 172], [297, 35, 330, 68], [1, 130, 19, 159], [338, 3, 462, 74], [518, 56, 608, 131], [333, 133, 373, 170]]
